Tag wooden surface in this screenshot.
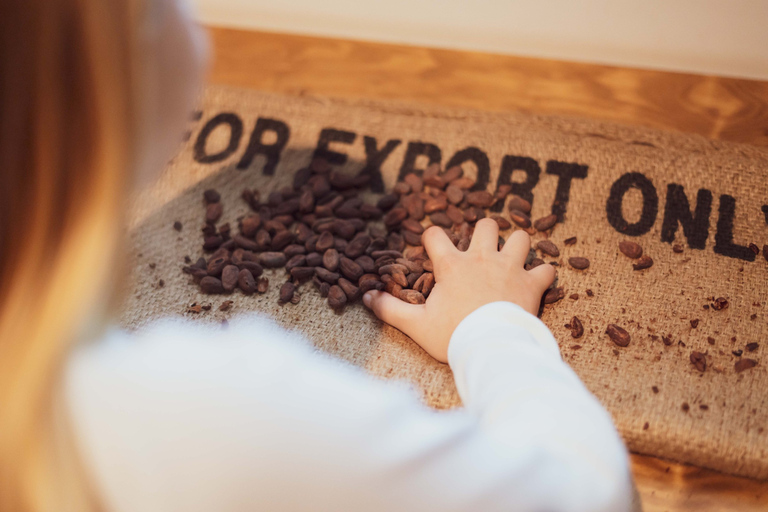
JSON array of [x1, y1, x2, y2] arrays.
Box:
[[204, 26, 768, 511]]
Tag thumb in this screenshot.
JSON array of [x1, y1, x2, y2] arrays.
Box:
[[363, 290, 424, 336]]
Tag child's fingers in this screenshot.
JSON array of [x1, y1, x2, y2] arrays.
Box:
[[501, 229, 532, 265], [422, 226, 455, 264], [468, 218, 499, 252], [528, 263, 557, 292], [363, 290, 424, 336]]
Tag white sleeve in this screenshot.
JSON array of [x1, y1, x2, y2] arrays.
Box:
[[64, 304, 631, 512]]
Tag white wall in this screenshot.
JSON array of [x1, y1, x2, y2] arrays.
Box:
[[192, 0, 768, 80]]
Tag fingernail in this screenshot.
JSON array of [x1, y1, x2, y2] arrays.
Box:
[[363, 292, 372, 308]]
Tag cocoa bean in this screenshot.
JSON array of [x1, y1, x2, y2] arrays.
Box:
[[290, 266, 315, 282], [339, 257, 364, 281], [430, 212, 453, 228], [371, 250, 404, 260], [466, 191, 494, 208], [255, 230, 271, 249], [492, 215, 512, 230], [712, 297, 729, 310], [690, 351, 707, 372], [391, 269, 409, 287], [259, 252, 287, 268], [203, 189, 220, 204], [240, 214, 261, 237], [424, 196, 448, 213], [446, 185, 464, 205], [238, 261, 263, 277], [328, 285, 347, 310], [606, 324, 631, 347], [533, 214, 557, 231], [402, 218, 425, 234], [400, 289, 426, 304], [619, 240, 643, 259], [237, 269, 257, 294], [413, 272, 435, 297], [333, 219, 356, 239], [256, 277, 269, 294], [384, 207, 408, 228], [378, 263, 410, 276], [387, 232, 405, 252], [393, 182, 411, 195], [323, 248, 340, 271], [315, 267, 340, 284], [422, 259, 434, 272], [305, 252, 323, 267], [564, 236, 577, 246], [403, 173, 423, 193], [344, 235, 371, 258], [355, 255, 375, 273], [200, 276, 224, 294], [377, 193, 399, 211], [763, 244, 768, 262], [203, 235, 223, 251], [570, 316, 584, 338], [271, 230, 294, 251], [735, 358, 758, 373], [206, 256, 230, 277], [507, 195, 531, 214], [221, 265, 239, 292], [338, 277, 360, 302], [442, 165, 463, 183], [234, 234, 260, 252], [632, 255, 653, 270], [402, 194, 425, 220], [293, 167, 312, 189], [537, 240, 560, 257], [543, 287, 564, 304], [509, 209, 531, 228], [568, 257, 590, 270], [279, 282, 295, 303], [359, 274, 385, 293], [298, 189, 315, 213], [316, 231, 335, 253], [402, 230, 422, 246], [283, 244, 307, 258]]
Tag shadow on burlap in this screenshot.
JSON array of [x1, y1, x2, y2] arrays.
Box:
[[120, 86, 768, 481]]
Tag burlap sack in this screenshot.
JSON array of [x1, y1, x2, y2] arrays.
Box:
[[122, 85, 768, 480]]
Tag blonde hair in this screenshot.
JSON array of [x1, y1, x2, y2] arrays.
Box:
[[0, 0, 143, 510]]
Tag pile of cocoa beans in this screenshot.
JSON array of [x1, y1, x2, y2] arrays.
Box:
[[182, 158, 562, 311]]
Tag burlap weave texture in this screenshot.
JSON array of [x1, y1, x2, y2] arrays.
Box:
[[121, 86, 768, 479]]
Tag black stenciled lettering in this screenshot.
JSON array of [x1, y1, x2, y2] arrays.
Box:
[[362, 136, 401, 193], [492, 155, 541, 212], [714, 194, 755, 261], [445, 147, 491, 192], [313, 128, 356, 166], [606, 172, 658, 236], [545, 161, 589, 221], [193, 113, 243, 164], [398, 142, 441, 180], [661, 184, 712, 249], [236, 118, 290, 174]]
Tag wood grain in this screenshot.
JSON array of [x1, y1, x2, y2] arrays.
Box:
[[204, 25, 768, 510], [206, 27, 768, 147]]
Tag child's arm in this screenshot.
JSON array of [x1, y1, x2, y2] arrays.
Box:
[[64, 219, 631, 512]]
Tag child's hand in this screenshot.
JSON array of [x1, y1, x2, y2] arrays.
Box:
[[363, 218, 556, 363]]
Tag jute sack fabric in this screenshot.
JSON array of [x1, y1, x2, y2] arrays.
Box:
[[121, 86, 768, 479]]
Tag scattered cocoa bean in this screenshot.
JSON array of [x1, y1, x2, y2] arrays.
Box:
[[200, 276, 224, 294], [711, 297, 729, 311], [618, 240, 643, 259], [568, 257, 590, 270], [633, 255, 654, 270], [564, 236, 577, 246], [259, 252, 287, 268], [328, 285, 347, 310], [507, 195, 531, 214], [735, 358, 758, 373], [221, 265, 239, 292], [508, 210, 531, 228], [606, 324, 631, 347], [238, 269, 257, 294], [690, 351, 707, 372], [400, 289, 426, 304], [533, 214, 557, 231], [537, 240, 560, 257], [203, 189, 220, 204], [570, 316, 584, 338], [543, 287, 564, 304], [279, 282, 295, 303]]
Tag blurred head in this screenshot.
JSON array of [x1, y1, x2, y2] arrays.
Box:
[[0, 0, 206, 510]]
